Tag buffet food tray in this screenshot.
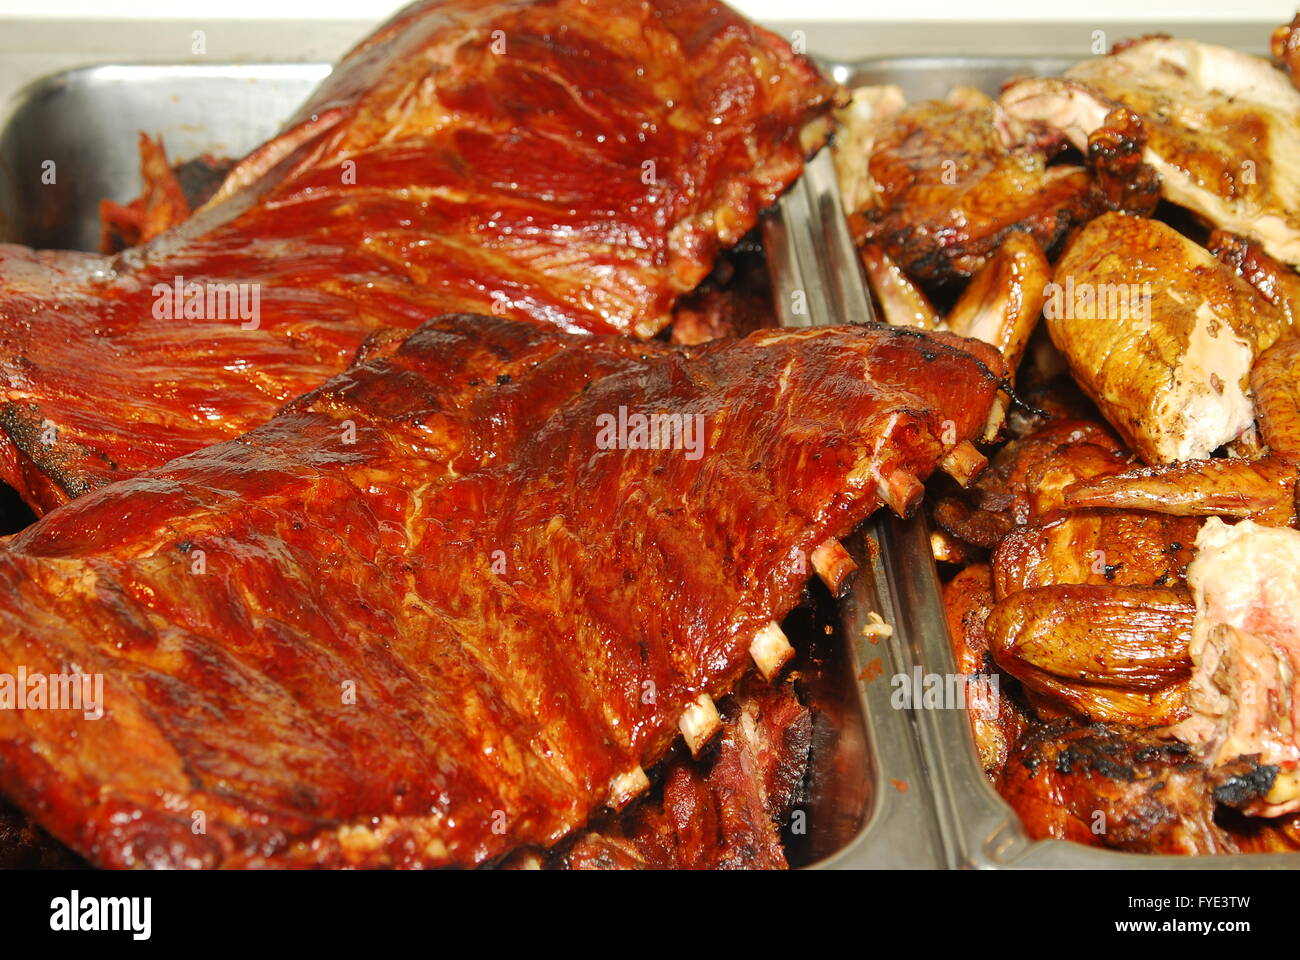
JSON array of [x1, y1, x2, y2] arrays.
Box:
[[2, 54, 1296, 870], [826, 56, 1300, 870]]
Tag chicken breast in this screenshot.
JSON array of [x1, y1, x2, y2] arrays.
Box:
[[1002, 37, 1300, 265], [1176, 518, 1300, 816], [1048, 212, 1292, 464]]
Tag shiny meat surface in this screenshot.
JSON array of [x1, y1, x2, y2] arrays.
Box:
[[942, 563, 1028, 779], [1047, 213, 1293, 464], [0, 316, 1004, 868], [1062, 335, 1300, 527], [835, 90, 1093, 285], [1002, 37, 1300, 265], [1000, 721, 1254, 855], [0, 0, 833, 515]]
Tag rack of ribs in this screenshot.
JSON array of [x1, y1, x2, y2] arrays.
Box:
[[0, 0, 833, 516], [0, 315, 1004, 867]]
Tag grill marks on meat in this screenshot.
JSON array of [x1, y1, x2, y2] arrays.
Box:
[[836, 90, 1092, 285], [0, 317, 1004, 868], [999, 721, 1252, 855], [558, 679, 812, 869], [0, 0, 833, 516]]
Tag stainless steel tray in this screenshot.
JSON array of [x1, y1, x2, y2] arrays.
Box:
[[4, 53, 1294, 870], [827, 55, 1300, 869]]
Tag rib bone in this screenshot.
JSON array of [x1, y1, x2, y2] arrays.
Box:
[[607, 767, 650, 810], [750, 621, 795, 681], [939, 440, 988, 487], [811, 538, 858, 596], [678, 693, 722, 755]]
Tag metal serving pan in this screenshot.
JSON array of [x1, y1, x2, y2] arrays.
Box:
[[830, 55, 1300, 869], [0, 61, 948, 869]]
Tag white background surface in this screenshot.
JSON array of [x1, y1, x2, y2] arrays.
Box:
[[0, 0, 1290, 19]]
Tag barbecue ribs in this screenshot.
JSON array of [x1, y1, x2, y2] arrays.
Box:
[[557, 679, 812, 870], [0, 0, 833, 516], [0, 316, 1004, 868]]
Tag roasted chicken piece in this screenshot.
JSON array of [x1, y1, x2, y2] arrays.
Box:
[[942, 563, 1029, 779], [1000, 721, 1269, 855], [1065, 334, 1300, 526], [858, 245, 942, 330], [938, 414, 1200, 726], [988, 585, 1193, 726], [932, 416, 1127, 550], [1173, 518, 1300, 817], [1002, 36, 1300, 265], [860, 232, 1050, 429], [1273, 13, 1300, 89], [987, 505, 1200, 727], [1046, 213, 1294, 464], [834, 87, 1092, 285]]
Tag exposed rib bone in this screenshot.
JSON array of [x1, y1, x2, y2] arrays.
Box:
[[939, 440, 988, 487], [607, 767, 650, 810], [678, 693, 722, 756], [750, 621, 794, 681], [878, 468, 925, 517], [811, 538, 858, 596]]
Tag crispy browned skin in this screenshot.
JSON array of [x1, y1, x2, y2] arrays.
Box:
[[559, 679, 811, 870], [1003, 38, 1300, 266], [859, 244, 941, 330], [1210, 230, 1300, 329], [0, 0, 833, 516], [0, 317, 1004, 868], [988, 585, 1192, 726], [1064, 336, 1300, 527], [992, 511, 1202, 599], [846, 97, 1092, 285], [939, 415, 1201, 726], [933, 417, 1127, 550], [999, 721, 1256, 855], [1047, 213, 1293, 465], [942, 563, 1028, 778], [1084, 107, 1161, 218], [945, 232, 1051, 373]]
